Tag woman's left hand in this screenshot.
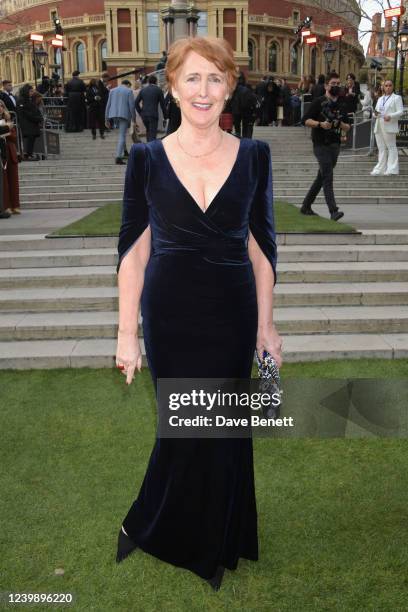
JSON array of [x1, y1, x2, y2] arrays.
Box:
[[256, 324, 283, 369]]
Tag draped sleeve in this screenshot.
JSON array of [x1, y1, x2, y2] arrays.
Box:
[[116, 143, 150, 274], [249, 140, 278, 286]]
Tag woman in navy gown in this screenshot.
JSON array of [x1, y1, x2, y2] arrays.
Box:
[[115, 35, 282, 591]]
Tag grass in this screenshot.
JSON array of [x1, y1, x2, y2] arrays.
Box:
[[1, 359, 408, 611], [49, 201, 357, 238]]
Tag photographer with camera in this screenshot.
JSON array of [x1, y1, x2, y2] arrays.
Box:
[[300, 72, 351, 221]]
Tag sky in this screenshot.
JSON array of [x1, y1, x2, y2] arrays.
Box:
[[359, 0, 402, 52]]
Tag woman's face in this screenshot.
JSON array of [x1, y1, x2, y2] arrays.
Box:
[[28, 88, 34, 97], [171, 50, 229, 128]]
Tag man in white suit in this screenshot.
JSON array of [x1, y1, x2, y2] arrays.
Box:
[[105, 80, 136, 164], [371, 80, 404, 176]]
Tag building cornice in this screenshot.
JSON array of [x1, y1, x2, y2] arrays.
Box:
[[0, 13, 105, 45], [249, 14, 364, 59]]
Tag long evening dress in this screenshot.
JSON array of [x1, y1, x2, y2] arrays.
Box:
[[116, 136, 277, 581]]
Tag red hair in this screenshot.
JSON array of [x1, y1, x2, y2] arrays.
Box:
[[165, 36, 239, 96]]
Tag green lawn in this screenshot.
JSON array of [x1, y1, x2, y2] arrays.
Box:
[[1, 360, 408, 611], [49, 201, 357, 237]]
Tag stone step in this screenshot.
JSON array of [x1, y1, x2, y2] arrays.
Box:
[[21, 198, 118, 209], [274, 178, 408, 186], [278, 186, 408, 195], [19, 184, 408, 198], [21, 194, 408, 209], [3, 244, 408, 269], [19, 179, 125, 188], [0, 248, 118, 268], [312, 196, 408, 206], [0, 266, 117, 289], [2, 231, 407, 252], [20, 190, 122, 203], [1, 264, 408, 289], [18, 159, 129, 167], [0, 281, 406, 310], [19, 167, 126, 175], [17, 175, 408, 188], [2, 305, 408, 341], [1, 332, 407, 369], [0, 235, 118, 251]]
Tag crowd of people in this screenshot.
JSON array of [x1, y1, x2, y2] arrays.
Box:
[[0, 62, 403, 219]]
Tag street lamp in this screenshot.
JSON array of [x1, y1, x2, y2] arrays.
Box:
[[398, 19, 408, 100], [324, 41, 336, 74], [384, 5, 406, 88], [34, 47, 49, 82]]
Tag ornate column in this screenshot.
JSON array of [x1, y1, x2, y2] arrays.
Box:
[[87, 32, 95, 72], [283, 37, 289, 75], [131, 9, 137, 54], [23, 48, 32, 81], [187, 14, 199, 37], [163, 16, 174, 50], [112, 9, 119, 54], [260, 32, 266, 73], [10, 53, 17, 83], [160, 1, 199, 47], [105, 8, 113, 55]]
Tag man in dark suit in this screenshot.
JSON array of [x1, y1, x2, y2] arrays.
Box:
[[0, 80, 17, 114], [135, 74, 166, 141], [64, 71, 86, 132]]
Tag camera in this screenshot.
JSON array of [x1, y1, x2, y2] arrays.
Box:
[[320, 99, 346, 130]]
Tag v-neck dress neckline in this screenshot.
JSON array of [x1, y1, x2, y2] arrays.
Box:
[[157, 137, 244, 216]]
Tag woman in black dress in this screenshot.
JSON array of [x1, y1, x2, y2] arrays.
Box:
[[16, 84, 43, 161], [115, 35, 282, 591]]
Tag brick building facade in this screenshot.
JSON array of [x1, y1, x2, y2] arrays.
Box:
[[0, 0, 364, 89], [367, 3, 408, 62]]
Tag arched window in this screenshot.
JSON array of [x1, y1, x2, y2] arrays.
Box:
[[197, 11, 208, 36], [310, 46, 317, 78], [268, 42, 278, 73], [16, 53, 25, 83], [75, 42, 86, 73], [100, 40, 108, 71], [4, 57, 11, 81], [290, 43, 299, 75], [54, 47, 62, 77], [248, 40, 254, 71]]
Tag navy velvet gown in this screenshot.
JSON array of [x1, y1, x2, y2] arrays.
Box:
[[116, 136, 277, 581]]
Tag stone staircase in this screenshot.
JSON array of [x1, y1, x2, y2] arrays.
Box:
[[18, 127, 408, 209], [0, 127, 406, 369], [1, 230, 408, 368]]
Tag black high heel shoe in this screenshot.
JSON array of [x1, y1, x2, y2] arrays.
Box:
[[116, 528, 138, 563], [206, 565, 225, 591]]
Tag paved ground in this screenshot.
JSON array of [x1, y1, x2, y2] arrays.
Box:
[[0, 208, 98, 236]]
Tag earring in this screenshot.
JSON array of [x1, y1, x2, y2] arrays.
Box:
[[174, 97, 180, 107]]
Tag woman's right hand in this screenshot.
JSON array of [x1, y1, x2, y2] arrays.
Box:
[[116, 331, 142, 385]]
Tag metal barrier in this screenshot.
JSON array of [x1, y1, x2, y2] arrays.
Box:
[[396, 107, 408, 149], [42, 97, 67, 130]]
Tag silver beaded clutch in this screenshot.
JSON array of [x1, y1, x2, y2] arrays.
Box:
[[255, 350, 283, 418]]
